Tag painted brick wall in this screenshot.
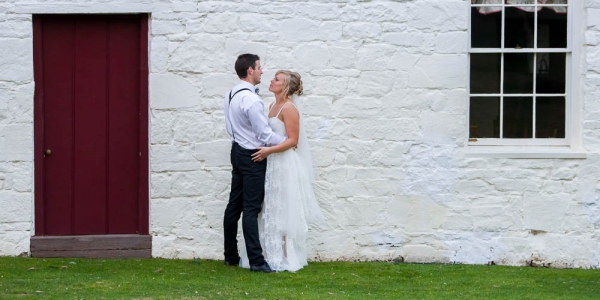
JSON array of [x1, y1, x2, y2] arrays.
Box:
[[0, 0, 599, 268]]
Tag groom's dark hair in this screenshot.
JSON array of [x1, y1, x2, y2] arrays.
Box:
[[235, 54, 260, 78]]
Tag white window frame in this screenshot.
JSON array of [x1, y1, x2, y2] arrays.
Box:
[[466, 0, 586, 158]]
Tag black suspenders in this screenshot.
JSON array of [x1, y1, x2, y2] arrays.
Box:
[[228, 88, 253, 143]]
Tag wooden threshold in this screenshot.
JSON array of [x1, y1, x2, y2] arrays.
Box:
[[30, 234, 152, 258]]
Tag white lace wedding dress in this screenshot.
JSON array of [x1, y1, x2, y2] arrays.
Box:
[[240, 102, 323, 272]]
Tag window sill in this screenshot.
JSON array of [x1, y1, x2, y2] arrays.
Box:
[[464, 146, 587, 159]]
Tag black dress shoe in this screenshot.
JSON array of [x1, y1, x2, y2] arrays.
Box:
[[250, 262, 275, 273], [224, 258, 240, 266]]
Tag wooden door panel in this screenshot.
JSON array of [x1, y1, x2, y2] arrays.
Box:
[[73, 18, 109, 234], [42, 17, 75, 235], [107, 19, 141, 233]]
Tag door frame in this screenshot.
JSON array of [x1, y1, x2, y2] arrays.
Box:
[[31, 14, 150, 258]]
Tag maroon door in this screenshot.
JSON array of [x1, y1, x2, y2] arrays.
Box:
[[33, 15, 149, 236]]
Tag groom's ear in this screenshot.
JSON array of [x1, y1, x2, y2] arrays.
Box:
[[247, 66, 254, 76]]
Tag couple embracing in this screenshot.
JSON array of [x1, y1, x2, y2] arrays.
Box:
[[223, 54, 324, 273]]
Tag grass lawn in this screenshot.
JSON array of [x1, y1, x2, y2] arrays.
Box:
[[0, 257, 599, 299]]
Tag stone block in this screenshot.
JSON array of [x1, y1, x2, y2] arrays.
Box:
[[170, 170, 215, 197], [0, 231, 30, 256], [419, 112, 464, 144], [343, 22, 382, 40], [150, 110, 175, 144], [0, 124, 32, 161], [3, 163, 32, 192], [150, 74, 200, 109], [169, 35, 227, 73], [382, 32, 434, 48], [355, 44, 396, 71], [588, 9, 600, 29], [551, 168, 576, 180], [0, 38, 33, 82], [329, 46, 357, 69], [408, 54, 468, 89], [172, 2, 197, 12], [238, 13, 275, 32], [435, 31, 468, 54], [151, 20, 185, 35], [292, 43, 332, 71], [201, 73, 237, 99], [386, 196, 447, 233], [151, 144, 203, 172], [150, 36, 169, 73], [523, 193, 570, 232], [278, 18, 342, 42], [151, 197, 200, 229], [296, 3, 340, 20], [193, 140, 231, 167], [310, 76, 350, 96], [388, 53, 420, 71], [310, 229, 357, 257], [340, 2, 407, 23], [302, 96, 332, 117], [401, 244, 451, 263], [585, 31, 599, 46], [0, 20, 31, 38], [172, 112, 216, 143], [150, 173, 172, 198], [354, 71, 395, 97], [0, 191, 31, 223], [203, 13, 239, 33], [349, 118, 421, 141], [408, 1, 468, 32], [223, 39, 268, 62], [0, 89, 9, 110]]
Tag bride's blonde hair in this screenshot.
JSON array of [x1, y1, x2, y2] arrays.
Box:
[[276, 70, 303, 98]]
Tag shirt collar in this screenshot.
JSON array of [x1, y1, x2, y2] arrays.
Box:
[[238, 81, 256, 91]]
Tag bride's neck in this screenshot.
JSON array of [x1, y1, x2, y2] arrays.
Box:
[[274, 93, 289, 104]]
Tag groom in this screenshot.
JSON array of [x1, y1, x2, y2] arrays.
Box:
[[223, 54, 285, 273]]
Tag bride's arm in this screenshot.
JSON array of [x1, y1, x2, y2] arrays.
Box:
[[251, 104, 299, 161]]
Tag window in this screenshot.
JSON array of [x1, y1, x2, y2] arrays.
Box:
[[468, 0, 572, 147]]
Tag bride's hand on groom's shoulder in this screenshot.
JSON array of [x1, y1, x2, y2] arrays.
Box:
[[251, 147, 271, 162]]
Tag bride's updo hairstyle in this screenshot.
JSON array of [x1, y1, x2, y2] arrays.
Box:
[[276, 70, 303, 98]]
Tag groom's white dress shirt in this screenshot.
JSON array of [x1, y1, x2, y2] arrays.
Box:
[[224, 81, 286, 150]]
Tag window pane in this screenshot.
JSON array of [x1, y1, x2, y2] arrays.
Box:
[[470, 53, 501, 94], [504, 53, 534, 94], [503, 97, 533, 138], [537, 7, 567, 48], [470, 97, 500, 138], [471, 7, 501, 48], [505, 7, 535, 49], [536, 97, 565, 138], [536, 53, 566, 93]]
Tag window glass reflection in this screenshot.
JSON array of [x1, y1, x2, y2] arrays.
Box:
[[505, 7, 535, 49], [471, 53, 501, 94], [504, 53, 534, 94], [536, 53, 565, 93], [503, 97, 533, 138], [471, 7, 501, 48], [537, 7, 567, 48], [470, 97, 500, 138], [536, 97, 565, 138]]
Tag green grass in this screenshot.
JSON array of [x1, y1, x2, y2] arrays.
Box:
[[0, 257, 598, 299]]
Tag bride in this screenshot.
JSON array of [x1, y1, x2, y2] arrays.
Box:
[[240, 70, 324, 272]]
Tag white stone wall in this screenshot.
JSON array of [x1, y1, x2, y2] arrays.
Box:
[[0, 0, 599, 268], [0, 0, 34, 255]]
